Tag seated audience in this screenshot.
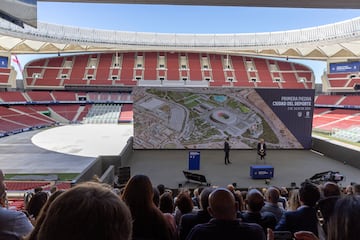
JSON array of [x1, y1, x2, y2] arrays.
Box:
[[261, 187, 285, 223], [276, 181, 320, 237], [287, 189, 300, 211], [0, 181, 33, 239], [159, 192, 177, 237], [26, 190, 65, 240], [174, 192, 195, 226], [179, 188, 214, 240], [26, 191, 48, 220], [242, 189, 277, 232], [186, 188, 265, 240], [37, 182, 132, 240], [122, 174, 173, 240], [317, 182, 341, 235], [294, 195, 360, 240]]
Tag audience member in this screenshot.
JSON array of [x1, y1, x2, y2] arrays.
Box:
[[287, 189, 301, 211], [344, 184, 353, 195], [122, 174, 173, 240], [37, 182, 132, 240], [352, 183, 360, 195], [174, 192, 195, 226], [26, 190, 65, 240], [242, 189, 277, 232], [0, 181, 34, 239], [294, 195, 360, 240], [276, 181, 321, 237], [26, 191, 48, 220], [157, 184, 166, 195], [153, 187, 160, 207], [261, 187, 285, 223], [191, 187, 203, 209], [179, 188, 214, 240], [159, 192, 177, 238], [317, 182, 341, 235], [186, 188, 265, 240]]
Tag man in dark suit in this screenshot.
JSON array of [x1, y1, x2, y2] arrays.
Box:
[[257, 138, 266, 160], [179, 188, 214, 240], [186, 188, 265, 240], [224, 137, 231, 165], [275, 181, 321, 237]]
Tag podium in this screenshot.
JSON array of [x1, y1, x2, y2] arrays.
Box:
[[188, 151, 200, 170], [250, 165, 274, 179]]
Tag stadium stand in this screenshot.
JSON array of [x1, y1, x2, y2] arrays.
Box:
[[119, 104, 133, 123], [22, 52, 314, 89]]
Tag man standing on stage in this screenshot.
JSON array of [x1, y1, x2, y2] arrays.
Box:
[[257, 138, 266, 160], [224, 137, 231, 165]]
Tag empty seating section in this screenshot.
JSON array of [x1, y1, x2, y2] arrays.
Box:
[[144, 52, 157, 80], [315, 95, 343, 105], [49, 105, 81, 122], [327, 73, 349, 88], [119, 104, 133, 122], [83, 104, 121, 124], [0, 118, 26, 134], [232, 56, 253, 87], [188, 53, 202, 81], [0, 68, 11, 84], [166, 52, 179, 80], [75, 104, 91, 122], [313, 108, 360, 132], [69, 55, 87, 85], [208, 54, 228, 87], [37, 58, 63, 86], [346, 78, 360, 88], [253, 58, 278, 88], [90, 53, 112, 85], [10, 106, 56, 123], [52, 91, 77, 101], [313, 108, 331, 114], [0, 92, 27, 102], [4, 181, 51, 191], [280, 73, 305, 88], [26, 91, 54, 102], [119, 53, 136, 85], [339, 96, 360, 106]]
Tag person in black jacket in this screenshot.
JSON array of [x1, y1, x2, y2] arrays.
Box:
[[224, 137, 231, 165], [257, 139, 266, 160]]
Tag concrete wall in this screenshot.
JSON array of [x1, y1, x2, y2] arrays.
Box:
[[312, 137, 360, 169], [73, 137, 134, 185]]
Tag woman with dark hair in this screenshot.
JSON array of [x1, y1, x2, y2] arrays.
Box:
[[25, 190, 65, 240], [27, 191, 48, 220], [122, 174, 173, 240], [37, 182, 132, 240], [294, 195, 360, 240]]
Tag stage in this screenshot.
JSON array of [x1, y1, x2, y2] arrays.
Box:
[[128, 149, 360, 189]]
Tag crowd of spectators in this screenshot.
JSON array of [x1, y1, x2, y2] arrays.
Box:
[[1, 169, 360, 240]]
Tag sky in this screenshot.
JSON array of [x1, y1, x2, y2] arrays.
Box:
[[11, 2, 360, 83]]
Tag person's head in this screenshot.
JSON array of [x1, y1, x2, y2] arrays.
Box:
[[199, 187, 214, 212], [37, 182, 132, 240], [175, 192, 193, 214], [34, 187, 43, 194], [159, 192, 174, 214], [28, 191, 48, 219], [227, 184, 235, 192], [246, 189, 265, 212], [27, 190, 65, 240], [260, 138, 264, 144], [208, 188, 237, 220], [265, 187, 280, 204], [327, 195, 360, 240], [299, 181, 320, 207], [122, 174, 154, 213], [50, 186, 58, 194], [322, 182, 341, 197], [288, 189, 301, 211], [352, 184, 360, 195], [157, 184, 165, 195], [345, 185, 353, 195]]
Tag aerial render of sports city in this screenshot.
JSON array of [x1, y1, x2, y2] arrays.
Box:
[[133, 87, 303, 150]]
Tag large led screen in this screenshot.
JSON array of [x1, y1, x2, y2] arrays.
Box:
[[133, 87, 314, 150]]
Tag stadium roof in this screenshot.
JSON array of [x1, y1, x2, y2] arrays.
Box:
[[1, 16, 360, 61], [43, 0, 360, 9]]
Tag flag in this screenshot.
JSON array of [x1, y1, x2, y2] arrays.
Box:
[[12, 55, 23, 73]]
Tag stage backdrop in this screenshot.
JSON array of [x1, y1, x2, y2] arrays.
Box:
[[133, 87, 314, 150]]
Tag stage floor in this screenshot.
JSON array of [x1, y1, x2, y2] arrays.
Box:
[[128, 149, 360, 189]]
